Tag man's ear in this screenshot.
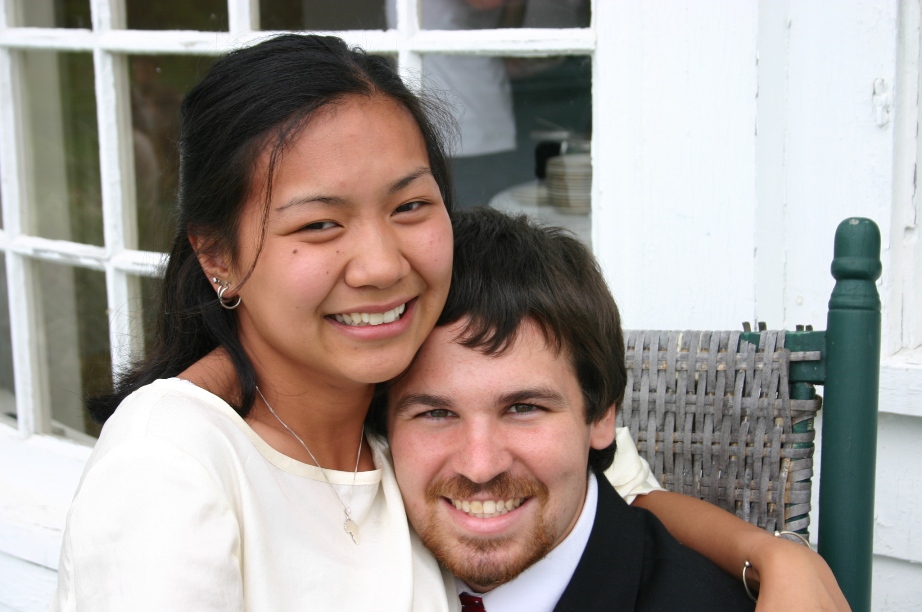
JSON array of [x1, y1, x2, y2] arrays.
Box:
[[189, 233, 231, 285], [589, 403, 617, 450]]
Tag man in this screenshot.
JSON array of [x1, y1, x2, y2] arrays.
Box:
[[384, 208, 756, 611]]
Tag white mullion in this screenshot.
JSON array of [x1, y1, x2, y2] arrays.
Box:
[[93, 0, 142, 377], [7, 235, 106, 270], [91, 0, 126, 31], [396, 0, 422, 88], [0, 28, 95, 51], [0, 28, 407, 56], [408, 27, 595, 56], [110, 249, 165, 278], [0, 45, 49, 436], [228, 0, 259, 34]]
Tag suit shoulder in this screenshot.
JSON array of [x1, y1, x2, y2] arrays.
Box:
[[632, 507, 756, 612]]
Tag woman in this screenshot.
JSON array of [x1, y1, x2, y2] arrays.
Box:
[[53, 34, 846, 611]]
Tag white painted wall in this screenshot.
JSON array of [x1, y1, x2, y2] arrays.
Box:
[[594, 1, 922, 609]]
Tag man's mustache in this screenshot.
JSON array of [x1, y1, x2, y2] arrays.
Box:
[[425, 472, 549, 503]]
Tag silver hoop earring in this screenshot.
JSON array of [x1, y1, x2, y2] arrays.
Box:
[[212, 277, 241, 310]]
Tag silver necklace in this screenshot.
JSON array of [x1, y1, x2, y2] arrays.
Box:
[[256, 386, 363, 544]]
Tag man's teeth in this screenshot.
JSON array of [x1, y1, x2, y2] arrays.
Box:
[[450, 497, 525, 519], [333, 303, 406, 326]]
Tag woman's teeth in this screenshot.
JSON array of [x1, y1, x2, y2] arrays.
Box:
[[333, 303, 406, 326], [450, 497, 525, 519]]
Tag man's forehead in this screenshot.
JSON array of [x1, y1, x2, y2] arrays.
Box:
[[390, 320, 577, 405]]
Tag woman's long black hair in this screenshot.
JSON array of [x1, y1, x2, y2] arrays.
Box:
[[88, 34, 455, 423]]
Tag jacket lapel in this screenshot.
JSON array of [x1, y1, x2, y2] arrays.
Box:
[[553, 473, 646, 612]]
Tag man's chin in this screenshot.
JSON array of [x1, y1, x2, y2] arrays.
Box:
[[419, 524, 556, 592]]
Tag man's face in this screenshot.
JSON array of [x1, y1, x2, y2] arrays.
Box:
[[387, 319, 616, 592]]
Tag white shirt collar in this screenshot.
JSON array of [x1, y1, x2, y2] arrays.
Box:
[[455, 472, 597, 612]]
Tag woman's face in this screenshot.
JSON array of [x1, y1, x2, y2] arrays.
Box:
[[226, 95, 453, 391]]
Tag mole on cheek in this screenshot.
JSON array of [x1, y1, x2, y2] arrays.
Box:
[[292, 249, 298, 254]]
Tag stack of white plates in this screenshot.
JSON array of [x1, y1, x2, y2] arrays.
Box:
[[545, 153, 591, 214]]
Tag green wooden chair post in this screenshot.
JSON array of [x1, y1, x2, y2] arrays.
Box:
[[818, 218, 882, 612]]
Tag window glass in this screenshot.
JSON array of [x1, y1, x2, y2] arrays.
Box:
[[134, 273, 163, 351], [130, 54, 216, 253], [424, 53, 591, 244], [18, 0, 91, 28], [262, 0, 386, 30], [419, 0, 590, 31], [126, 0, 227, 31], [20, 51, 102, 246], [0, 254, 14, 424], [37, 260, 108, 438]]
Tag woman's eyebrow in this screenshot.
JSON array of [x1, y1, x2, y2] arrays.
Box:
[[386, 167, 433, 195], [275, 167, 433, 213]]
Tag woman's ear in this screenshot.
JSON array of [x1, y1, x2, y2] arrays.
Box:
[[189, 234, 230, 285]]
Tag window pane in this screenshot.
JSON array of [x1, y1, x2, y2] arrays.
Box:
[[126, 0, 227, 31], [21, 51, 102, 245], [0, 254, 14, 424], [19, 0, 91, 28], [425, 54, 591, 244], [261, 0, 386, 31], [130, 55, 215, 253], [419, 0, 590, 31], [36, 260, 108, 438], [132, 273, 163, 351]]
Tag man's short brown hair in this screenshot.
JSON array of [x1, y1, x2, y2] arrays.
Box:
[[436, 207, 626, 472]]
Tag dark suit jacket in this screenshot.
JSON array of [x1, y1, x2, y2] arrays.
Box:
[[553, 473, 756, 611]]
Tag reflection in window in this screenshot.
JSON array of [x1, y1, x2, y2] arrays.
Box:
[[129, 55, 215, 253], [423, 54, 591, 215], [36, 260, 109, 438], [134, 273, 163, 352], [126, 0, 227, 31], [418, 0, 590, 31], [20, 50, 102, 246], [261, 0, 386, 31], [18, 0, 91, 29], [0, 254, 14, 425]]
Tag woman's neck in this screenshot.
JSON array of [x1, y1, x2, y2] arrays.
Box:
[[180, 348, 376, 471]]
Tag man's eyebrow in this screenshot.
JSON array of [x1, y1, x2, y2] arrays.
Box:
[[498, 387, 566, 406], [390, 392, 453, 418], [275, 167, 433, 213]]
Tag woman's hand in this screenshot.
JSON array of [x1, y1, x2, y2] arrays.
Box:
[[747, 535, 851, 612]]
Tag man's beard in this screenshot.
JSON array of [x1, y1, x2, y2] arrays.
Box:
[[415, 472, 556, 591]]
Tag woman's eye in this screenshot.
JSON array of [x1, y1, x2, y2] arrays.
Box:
[[301, 220, 338, 231], [507, 403, 538, 415], [394, 201, 425, 214]]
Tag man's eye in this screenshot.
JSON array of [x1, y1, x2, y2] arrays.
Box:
[[507, 404, 538, 415], [421, 408, 453, 419]]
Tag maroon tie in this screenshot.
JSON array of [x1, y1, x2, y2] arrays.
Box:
[[459, 592, 486, 612]]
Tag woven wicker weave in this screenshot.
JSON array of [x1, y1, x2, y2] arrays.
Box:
[[617, 330, 822, 534]]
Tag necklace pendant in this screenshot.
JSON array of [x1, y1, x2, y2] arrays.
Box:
[[344, 517, 359, 544]]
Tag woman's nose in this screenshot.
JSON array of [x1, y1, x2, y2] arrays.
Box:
[[344, 224, 410, 289]]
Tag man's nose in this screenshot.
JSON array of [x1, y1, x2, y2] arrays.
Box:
[[344, 223, 410, 289], [451, 421, 514, 485]]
